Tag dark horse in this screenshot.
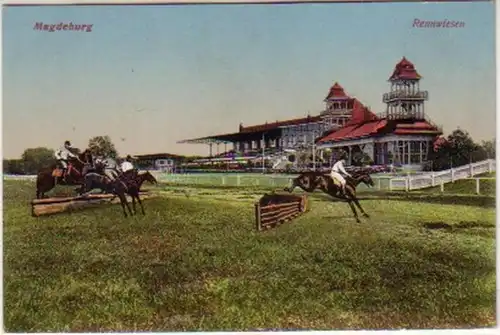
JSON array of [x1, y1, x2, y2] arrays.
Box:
[[79, 173, 134, 217], [284, 171, 374, 223], [79, 170, 158, 217], [35, 149, 93, 199]]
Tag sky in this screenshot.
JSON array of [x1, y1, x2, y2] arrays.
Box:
[[2, 1, 495, 159]]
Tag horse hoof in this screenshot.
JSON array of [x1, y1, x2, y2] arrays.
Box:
[[363, 213, 370, 218]]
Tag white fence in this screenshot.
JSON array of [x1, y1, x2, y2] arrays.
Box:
[[387, 159, 496, 191], [3, 159, 495, 193]]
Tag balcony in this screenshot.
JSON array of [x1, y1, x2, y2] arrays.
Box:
[[320, 108, 352, 116], [383, 90, 429, 103]]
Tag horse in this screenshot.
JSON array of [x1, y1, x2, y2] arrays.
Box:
[[121, 170, 158, 215], [79, 170, 158, 216], [79, 172, 134, 217], [35, 149, 93, 199], [284, 170, 374, 223]]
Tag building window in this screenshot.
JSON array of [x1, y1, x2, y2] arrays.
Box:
[[421, 141, 429, 162], [410, 141, 421, 164]]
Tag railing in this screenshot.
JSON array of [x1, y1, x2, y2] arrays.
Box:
[[382, 90, 429, 103], [3, 159, 495, 194], [388, 159, 495, 191]]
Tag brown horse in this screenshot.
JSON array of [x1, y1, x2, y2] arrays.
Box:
[[35, 149, 93, 199], [284, 171, 374, 223], [79, 170, 158, 217], [121, 170, 158, 215], [79, 173, 135, 217]]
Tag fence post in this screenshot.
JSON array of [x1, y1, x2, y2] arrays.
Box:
[[377, 178, 381, 190], [440, 179, 444, 193], [221, 176, 226, 186], [405, 177, 409, 192], [389, 178, 393, 192], [469, 163, 474, 177], [476, 178, 480, 195], [236, 175, 241, 187], [488, 160, 493, 173], [255, 203, 261, 231], [451, 168, 455, 182], [431, 173, 436, 186]]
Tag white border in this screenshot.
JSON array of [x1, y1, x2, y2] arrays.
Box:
[[0, 0, 497, 334]]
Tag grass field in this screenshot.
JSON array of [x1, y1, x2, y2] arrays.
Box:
[[3, 179, 496, 331]]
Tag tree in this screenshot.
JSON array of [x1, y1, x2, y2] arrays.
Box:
[[3, 159, 25, 174], [88, 136, 118, 158], [21, 147, 55, 174], [480, 139, 495, 159], [427, 128, 488, 171]]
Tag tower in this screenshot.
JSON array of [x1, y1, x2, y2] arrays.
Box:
[[383, 57, 428, 120], [321, 82, 354, 129]]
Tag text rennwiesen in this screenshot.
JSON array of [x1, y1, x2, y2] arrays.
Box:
[[413, 19, 465, 28], [33, 22, 93, 32]]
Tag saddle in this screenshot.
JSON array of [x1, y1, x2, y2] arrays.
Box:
[[52, 168, 63, 177], [52, 163, 74, 178], [331, 176, 343, 188]]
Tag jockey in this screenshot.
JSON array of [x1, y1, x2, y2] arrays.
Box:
[[54, 140, 78, 181], [330, 150, 352, 196], [95, 154, 120, 182], [120, 155, 135, 173]]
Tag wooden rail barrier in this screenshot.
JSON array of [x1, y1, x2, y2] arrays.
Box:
[[254, 193, 308, 231], [31, 191, 155, 217]]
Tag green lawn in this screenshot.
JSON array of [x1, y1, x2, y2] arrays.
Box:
[[421, 178, 495, 196], [3, 180, 496, 331]]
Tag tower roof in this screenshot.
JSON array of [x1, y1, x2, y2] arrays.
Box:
[[324, 82, 350, 100], [389, 57, 422, 81]]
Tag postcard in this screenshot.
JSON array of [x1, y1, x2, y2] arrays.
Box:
[[2, 0, 496, 332]]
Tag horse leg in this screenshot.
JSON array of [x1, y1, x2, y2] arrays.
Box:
[[117, 192, 132, 217], [136, 193, 145, 215], [352, 197, 370, 218], [131, 193, 137, 214], [346, 199, 361, 223], [124, 192, 134, 216], [118, 194, 128, 217]]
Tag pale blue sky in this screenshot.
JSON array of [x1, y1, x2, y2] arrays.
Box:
[[2, 2, 495, 158]]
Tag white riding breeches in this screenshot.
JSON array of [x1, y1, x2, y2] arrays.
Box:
[[58, 160, 68, 169], [330, 171, 346, 187], [104, 168, 118, 181]]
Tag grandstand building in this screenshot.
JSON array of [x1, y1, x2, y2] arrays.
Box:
[[179, 57, 443, 169]]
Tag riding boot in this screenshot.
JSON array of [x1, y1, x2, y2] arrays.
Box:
[[62, 169, 67, 183]]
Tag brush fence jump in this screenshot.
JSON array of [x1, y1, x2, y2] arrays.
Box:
[[255, 193, 308, 231], [31, 191, 154, 217]]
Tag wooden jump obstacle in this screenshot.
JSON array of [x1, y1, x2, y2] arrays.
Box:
[[31, 191, 155, 217], [254, 193, 308, 231]]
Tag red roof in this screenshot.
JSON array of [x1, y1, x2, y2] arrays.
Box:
[[318, 120, 387, 143], [346, 99, 378, 126], [389, 57, 422, 81], [346, 120, 387, 139], [324, 82, 350, 101], [395, 121, 436, 129], [393, 121, 441, 135], [319, 124, 359, 142], [240, 115, 322, 133], [318, 119, 441, 144]]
